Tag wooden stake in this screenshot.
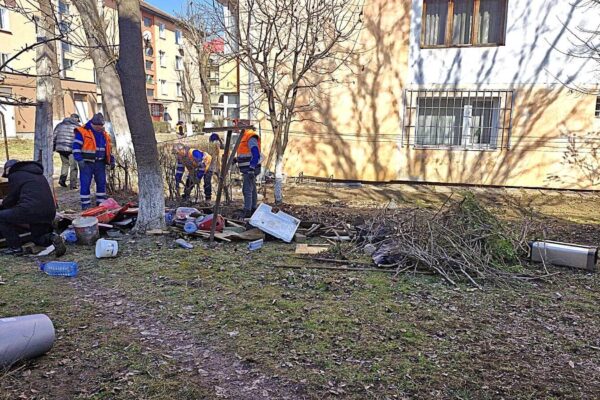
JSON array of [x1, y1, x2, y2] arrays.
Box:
[[274, 264, 395, 273], [209, 130, 243, 242]]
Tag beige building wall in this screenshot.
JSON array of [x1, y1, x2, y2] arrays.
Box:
[[251, 0, 600, 190], [0, 1, 99, 133]]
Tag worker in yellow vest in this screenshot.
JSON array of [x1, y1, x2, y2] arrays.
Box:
[[172, 143, 213, 201], [236, 129, 261, 217]]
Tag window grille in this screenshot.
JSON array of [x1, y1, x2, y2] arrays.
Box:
[[403, 89, 514, 150]]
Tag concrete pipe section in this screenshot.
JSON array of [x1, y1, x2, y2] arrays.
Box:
[[0, 314, 55, 369]]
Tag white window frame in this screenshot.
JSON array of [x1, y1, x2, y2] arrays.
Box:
[[63, 57, 74, 71], [175, 29, 182, 45], [176, 82, 182, 97], [160, 80, 168, 96], [0, 52, 9, 70], [159, 50, 166, 68], [175, 55, 183, 71], [62, 40, 71, 53], [0, 7, 10, 32], [159, 23, 166, 39]]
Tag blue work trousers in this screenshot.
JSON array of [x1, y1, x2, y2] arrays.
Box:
[[80, 161, 107, 210]]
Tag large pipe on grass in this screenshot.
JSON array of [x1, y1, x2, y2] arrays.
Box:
[[0, 314, 55, 369]]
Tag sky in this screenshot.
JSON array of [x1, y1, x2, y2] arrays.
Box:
[[144, 0, 187, 14], [145, 0, 213, 15]]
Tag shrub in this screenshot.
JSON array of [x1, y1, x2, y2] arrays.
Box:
[[152, 121, 171, 133]]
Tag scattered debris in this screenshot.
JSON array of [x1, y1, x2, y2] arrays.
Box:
[[60, 229, 77, 243], [529, 241, 597, 272], [184, 220, 199, 234], [146, 229, 170, 235], [274, 264, 395, 273], [39, 261, 79, 277], [175, 238, 194, 249], [106, 229, 123, 239], [250, 204, 301, 243], [0, 314, 55, 369], [350, 193, 538, 287], [73, 217, 100, 245], [175, 207, 201, 220], [295, 244, 329, 255], [95, 239, 119, 259], [247, 239, 263, 251], [36, 245, 56, 257], [81, 198, 130, 224]]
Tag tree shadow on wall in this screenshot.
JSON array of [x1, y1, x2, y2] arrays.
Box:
[[297, 0, 591, 190], [298, 0, 410, 181], [404, 0, 586, 187]]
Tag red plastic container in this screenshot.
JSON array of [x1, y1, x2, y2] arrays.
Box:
[[197, 214, 225, 232]]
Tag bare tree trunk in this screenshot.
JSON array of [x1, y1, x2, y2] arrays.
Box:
[[199, 55, 213, 124], [34, 0, 56, 188], [116, 0, 165, 232], [177, 63, 196, 136], [52, 75, 64, 121], [74, 0, 133, 156], [200, 86, 213, 124]]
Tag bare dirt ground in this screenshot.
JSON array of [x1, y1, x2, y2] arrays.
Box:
[[1, 141, 600, 399]]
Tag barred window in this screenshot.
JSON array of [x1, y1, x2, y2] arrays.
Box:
[[404, 89, 514, 150], [595, 96, 600, 118]]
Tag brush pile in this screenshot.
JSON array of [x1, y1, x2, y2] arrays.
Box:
[[351, 192, 538, 287], [293, 192, 543, 287]]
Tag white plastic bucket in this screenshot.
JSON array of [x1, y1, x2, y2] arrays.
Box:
[[95, 239, 119, 258]]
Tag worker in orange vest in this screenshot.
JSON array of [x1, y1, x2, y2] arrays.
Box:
[[236, 128, 261, 217], [72, 113, 115, 210], [172, 143, 213, 201]]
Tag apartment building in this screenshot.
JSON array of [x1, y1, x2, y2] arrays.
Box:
[[222, 0, 600, 190], [0, 0, 97, 136], [0, 0, 237, 138]]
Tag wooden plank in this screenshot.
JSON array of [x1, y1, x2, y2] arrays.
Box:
[[274, 264, 395, 274], [446, 0, 455, 46], [471, 0, 481, 45], [295, 244, 330, 255]]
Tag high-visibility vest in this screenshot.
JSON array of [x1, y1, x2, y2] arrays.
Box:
[[75, 126, 112, 163], [181, 148, 211, 173], [237, 129, 261, 169]]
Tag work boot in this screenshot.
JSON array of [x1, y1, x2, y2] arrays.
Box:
[[58, 178, 67, 188], [69, 184, 78, 190], [1, 247, 24, 256], [52, 234, 67, 257], [243, 209, 253, 219]]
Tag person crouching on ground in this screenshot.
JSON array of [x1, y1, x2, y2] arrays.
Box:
[[0, 160, 66, 256], [73, 113, 115, 210], [172, 143, 212, 201], [53, 113, 81, 189]]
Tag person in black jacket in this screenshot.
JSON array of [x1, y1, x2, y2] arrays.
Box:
[[0, 160, 66, 256]]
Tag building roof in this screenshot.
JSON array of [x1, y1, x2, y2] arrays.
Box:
[[140, 1, 178, 23]]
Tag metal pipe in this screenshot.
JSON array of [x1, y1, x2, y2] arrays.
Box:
[[0, 113, 8, 160], [0, 314, 55, 369]]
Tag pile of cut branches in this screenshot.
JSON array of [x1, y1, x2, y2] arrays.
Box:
[[355, 192, 539, 288]]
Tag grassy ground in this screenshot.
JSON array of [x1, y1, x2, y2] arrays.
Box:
[[0, 138, 36, 162], [2, 177, 600, 398], [2, 236, 599, 399]]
